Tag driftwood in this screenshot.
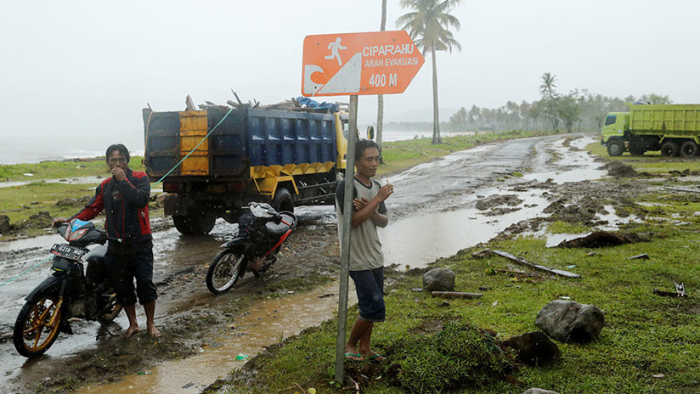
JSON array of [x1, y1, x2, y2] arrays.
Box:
[[665, 187, 700, 194], [653, 289, 686, 298], [431, 291, 483, 299], [492, 250, 581, 278], [185, 95, 196, 111], [231, 89, 243, 105]]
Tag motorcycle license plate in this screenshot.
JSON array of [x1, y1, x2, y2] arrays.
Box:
[[50, 244, 86, 261]]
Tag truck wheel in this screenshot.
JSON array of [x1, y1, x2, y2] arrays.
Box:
[[606, 140, 624, 157], [173, 209, 216, 235], [661, 142, 680, 158], [681, 141, 699, 158], [629, 147, 645, 156], [272, 187, 294, 213]]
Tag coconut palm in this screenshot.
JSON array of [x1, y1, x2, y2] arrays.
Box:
[[539, 72, 557, 98], [397, 0, 462, 144]]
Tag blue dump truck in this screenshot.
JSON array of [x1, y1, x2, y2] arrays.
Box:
[[143, 105, 348, 235]]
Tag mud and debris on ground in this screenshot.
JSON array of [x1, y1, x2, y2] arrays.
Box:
[[0, 134, 676, 393]]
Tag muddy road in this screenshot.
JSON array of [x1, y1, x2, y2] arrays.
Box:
[[0, 134, 625, 393]]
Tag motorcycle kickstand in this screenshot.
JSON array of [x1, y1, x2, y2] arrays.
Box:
[[97, 319, 118, 337]]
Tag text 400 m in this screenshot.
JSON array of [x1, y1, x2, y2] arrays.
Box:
[[368, 73, 397, 87]]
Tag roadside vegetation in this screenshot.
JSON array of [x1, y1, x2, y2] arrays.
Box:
[[207, 141, 700, 393]]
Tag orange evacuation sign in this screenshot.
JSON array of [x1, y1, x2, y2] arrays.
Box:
[[302, 30, 425, 97]]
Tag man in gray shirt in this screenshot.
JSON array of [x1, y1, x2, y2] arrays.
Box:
[[336, 140, 393, 362]]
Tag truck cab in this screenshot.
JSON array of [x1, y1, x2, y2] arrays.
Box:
[[601, 112, 629, 156]]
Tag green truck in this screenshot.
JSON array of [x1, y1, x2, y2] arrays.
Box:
[[601, 104, 700, 157]]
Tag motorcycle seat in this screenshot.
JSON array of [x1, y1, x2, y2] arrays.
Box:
[[265, 213, 296, 236]]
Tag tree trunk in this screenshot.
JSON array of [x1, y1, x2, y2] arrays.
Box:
[[376, 0, 387, 161], [431, 47, 441, 144]]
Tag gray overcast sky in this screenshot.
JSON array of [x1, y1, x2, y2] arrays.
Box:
[[1, 0, 699, 161]]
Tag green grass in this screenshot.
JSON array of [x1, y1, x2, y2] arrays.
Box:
[[587, 143, 700, 174], [547, 221, 589, 234], [0, 156, 146, 182], [212, 142, 700, 394], [219, 199, 700, 393], [0, 182, 99, 222]]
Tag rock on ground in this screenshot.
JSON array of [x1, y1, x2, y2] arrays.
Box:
[[422, 268, 456, 292], [604, 161, 638, 177], [502, 331, 561, 367], [523, 389, 560, 394], [557, 230, 643, 248], [535, 300, 605, 344], [0, 215, 11, 234]]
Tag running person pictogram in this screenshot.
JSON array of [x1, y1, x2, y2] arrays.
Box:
[[325, 37, 347, 66]]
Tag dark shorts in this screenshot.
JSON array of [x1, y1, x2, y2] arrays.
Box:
[[349, 267, 385, 322], [105, 240, 157, 306]]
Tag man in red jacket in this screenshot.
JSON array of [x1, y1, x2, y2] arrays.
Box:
[[58, 144, 161, 338]]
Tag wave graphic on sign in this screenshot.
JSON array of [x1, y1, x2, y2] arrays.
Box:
[[315, 53, 362, 96]]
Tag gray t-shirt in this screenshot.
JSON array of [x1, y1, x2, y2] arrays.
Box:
[[335, 177, 387, 271]]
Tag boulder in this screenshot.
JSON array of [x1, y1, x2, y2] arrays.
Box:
[[422, 268, 456, 292], [523, 389, 560, 394], [535, 300, 605, 343], [503, 332, 561, 366]]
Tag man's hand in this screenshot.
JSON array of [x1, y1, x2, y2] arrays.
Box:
[[51, 218, 67, 228], [377, 183, 394, 202], [353, 197, 369, 211], [111, 167, 126, 182]]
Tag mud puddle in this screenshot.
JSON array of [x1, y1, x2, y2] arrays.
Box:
[[382, 188, 549, 268], [523, 136, 607, 184], [80, 281, 356, 394], [382, 136, 608, 268]]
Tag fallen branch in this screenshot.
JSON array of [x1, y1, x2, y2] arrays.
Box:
[[665, 187, 700, 193], [492, 250, 581, 278], [653, 289, 686, 298], [431, 291, 483, 299]]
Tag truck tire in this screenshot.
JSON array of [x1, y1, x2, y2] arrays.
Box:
[[661, 141, 680, 158], [173, 209, 216, 235], [629, 147, 645, 156], [606, 140, 624, 157], [680, 141, 699, 158], [272, 187, 294, 214]]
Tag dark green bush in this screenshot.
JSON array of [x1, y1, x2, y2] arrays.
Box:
[[386, 321, 513, 392]]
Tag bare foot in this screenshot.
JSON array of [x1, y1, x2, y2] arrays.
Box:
[[147, 325, 162, 338], [123, 325, 140, 338]]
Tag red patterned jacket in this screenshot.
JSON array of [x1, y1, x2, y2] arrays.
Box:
[[71, 168, 152, 244]]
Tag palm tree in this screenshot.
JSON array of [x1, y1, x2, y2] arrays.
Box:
[[376, 0, 387, 162], [397, 0, 462, 144], [539, 72, 559, 130], [539, 72, 557, 98]]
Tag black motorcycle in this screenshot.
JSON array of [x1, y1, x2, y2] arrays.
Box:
[[13, 219, 122, 357], [206, 202, 297, 295]]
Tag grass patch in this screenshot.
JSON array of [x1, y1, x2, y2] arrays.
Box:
[[586, 143, 700, 174], [547, 220, 589, 234], [0, 156, 145, 182], [217, 187, 700, 393]]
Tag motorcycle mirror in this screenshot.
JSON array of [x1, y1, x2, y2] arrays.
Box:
[[366, 126, 375, 140]]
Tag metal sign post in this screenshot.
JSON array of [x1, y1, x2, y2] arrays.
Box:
[[335, 95, 358, 382], [301, 30, 423, 385]]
